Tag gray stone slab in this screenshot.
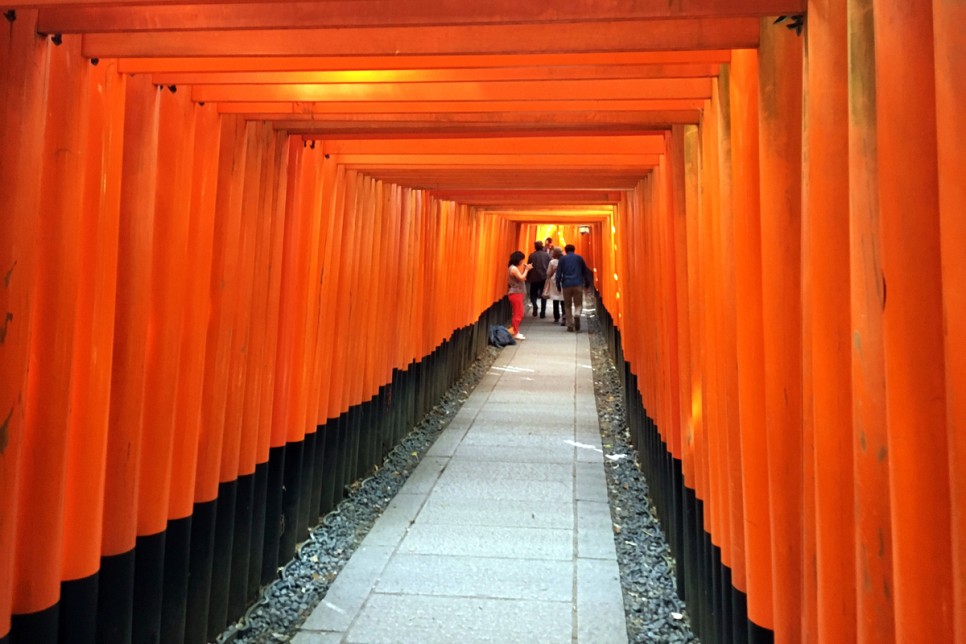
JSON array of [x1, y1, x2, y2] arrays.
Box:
[[577, 602, 630, 644], [577, 501, 618, 560], [574, 393, 597, 410], [575, 462, 609, 502], [398, 523, 574, 560], [430, 475, 572, 503], [301, 545, 395, 632], [473, 408, 577, 426], [360, 493, 426, 548], [346, 593, 573, 644], [577, 556, 625, 604], [291, 632, 343, 644], [453, 442, 576, 464], [416, 496, 573, 529], [426, 426, 469, 458], [399, 456, 449, 495], [376, 553, 574, 602], [439, 458, 573, 483], [458, 431, 575, 451]]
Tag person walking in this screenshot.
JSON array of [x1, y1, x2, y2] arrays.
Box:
[[526, 240, 551, 319], [555, 244, 592, 333], [507, 250, 531, 340], [542, 247, 566, 324]]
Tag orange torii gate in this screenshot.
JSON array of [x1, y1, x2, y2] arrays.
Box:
[[1, 1, 963, 643]]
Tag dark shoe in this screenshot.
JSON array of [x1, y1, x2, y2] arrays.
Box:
[[540, 313, 546, 319], [574, 317, 581, 331], [567, 326, 574, 332], [532, 309, 538, 317]]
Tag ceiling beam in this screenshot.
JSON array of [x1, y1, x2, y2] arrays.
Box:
[[118, 51, 733, 73], [191, 78, 713, 103], [150, 64, 720, 86], [319, 135, 666, 155], [215, 99, 706, 114], [40, 0, 805, 32], [82, 19, 759, 58]]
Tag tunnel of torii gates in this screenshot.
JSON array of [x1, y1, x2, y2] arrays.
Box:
[[0, 1, 963, 643]]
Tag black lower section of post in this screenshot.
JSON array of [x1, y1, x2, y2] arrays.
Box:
[[596, 301, 776, 644], [96, 548, 135, 644], [59, 572, 98, 643], [133, 530, 166, 643], [160, 515, 191, 644], [184, 499, 216, 644], [10, 603, 58, 644]]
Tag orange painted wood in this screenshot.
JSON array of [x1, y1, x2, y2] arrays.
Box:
[[218, 99, 706, 115], [669, 126, 692, 466], [712, 70, 745, 589], [305, 153, 339, 431], [61, 59, 125, 584], [13, 34, 84, 616], [321, 136, 668, 156], [681, 125, 702, 491], [168, 104, 222, 521], [240, 124, 282, 478], [81, 19, 760, 58], [220, 122, 263, 485], [39, 0, 803, 33], [757, 21, 804, 641], [846, 2, 894, 640], [729, 47, 773, 630], [316, 162, 348, 424], [195, 115, 248, 505], [255, 133, 290, 460], [137, 87, 195, 538], [327, 169, 360, 416], [269, 138, 304, 447], [803, 1, 856, 640], [150, 64, 721, 87], [119, 51, 734, 74], [0, 11, 53, 633], [192, 78, 713, 103], [101, 74, 160, 557], [934, 1, 966, 639], [873, 0, 952, 639]]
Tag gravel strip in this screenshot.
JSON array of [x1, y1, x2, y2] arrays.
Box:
[[218, 346, 502, 644], [222, 305, 696, 643], [585, 305, 698, 643]]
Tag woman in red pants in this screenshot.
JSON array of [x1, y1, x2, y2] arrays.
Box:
[[507, 250, 531, 340]]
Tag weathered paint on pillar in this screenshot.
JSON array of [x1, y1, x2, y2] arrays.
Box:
[[757, 18, 804, 642], [804, 1, 857, 641], [847, 0, 895, 641]]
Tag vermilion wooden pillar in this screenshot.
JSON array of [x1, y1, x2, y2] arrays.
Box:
[[729, 48, 773, 637], [757, 19, 804, 642], [933, 1, 966, 639], [60, 58, 125, 642], [712, 70, 746, 613], [846, 1, 894, 641], [133, 83, 196, 643], [803, 1, 856, 641], [0, 12, 47, 639], [98, 73, 161, 643], [873, 1, 952, 640], [163, 102, 221, 641], [12, 34, 85, 640], [186, 114, 248, 644]]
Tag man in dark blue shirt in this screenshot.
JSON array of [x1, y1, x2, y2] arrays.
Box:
[[555, 244, 592, 332]]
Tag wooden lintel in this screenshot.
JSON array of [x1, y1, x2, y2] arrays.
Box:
[[40, 0, 805, 33], [82, 19, 759, 58]]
